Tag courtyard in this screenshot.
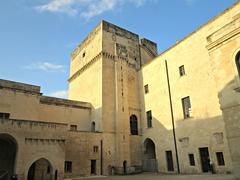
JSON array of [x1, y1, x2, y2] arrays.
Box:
[[75, 173, 235, 180]]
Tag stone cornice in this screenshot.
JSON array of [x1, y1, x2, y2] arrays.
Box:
[[40, 96, 91, 109], [206, 18, 240, 50], [68, 51, 140, 83], [69, 51, 104, 82]]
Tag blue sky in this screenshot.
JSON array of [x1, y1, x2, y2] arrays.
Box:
[[0, 0, 237, 98]]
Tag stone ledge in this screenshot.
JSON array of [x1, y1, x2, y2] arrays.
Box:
[[40, 96, 91, 109], [0, 79, 40, 94]]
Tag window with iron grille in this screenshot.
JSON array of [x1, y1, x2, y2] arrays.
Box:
[[188, 154, 195, 166], [0, 113, 10, 119], [93, 146, 98, 153], [70, 125, 77, 131], [64, 161, 72, 173], [182, 96, 191, 119], [216, 152, 225, 166], [179, 65, 185, 76]]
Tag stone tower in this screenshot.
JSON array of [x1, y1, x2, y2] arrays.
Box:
[[68, 20, 157, 174]]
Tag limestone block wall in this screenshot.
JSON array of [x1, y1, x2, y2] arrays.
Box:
[[0, 118, 67, 180], [65, 131, 116, 177], [139, 1, 240, 174], [0, 80, 93, 179], [101, 21, 149, 168], [206, 12, 240, 177]]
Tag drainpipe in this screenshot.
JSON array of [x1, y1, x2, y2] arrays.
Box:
[[165, 60, 180, 174], [100, 140, 103, 175]]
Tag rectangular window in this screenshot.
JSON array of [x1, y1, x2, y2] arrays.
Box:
[[93, 146, 98, 153], [146, 110, 152, 128], [0, 113, 10, 119], [70, 125, 77, 131], [144, 84, 149, 94], [189, 154, 195, 166], [182, 96, 191, 119], [179, 65, 185, 76], [64, 161, 72, 173], [216, 152, 225, 166]]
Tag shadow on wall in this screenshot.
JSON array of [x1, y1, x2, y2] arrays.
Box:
[[218, 76, 240, 178], [138, 76, 236, 174]]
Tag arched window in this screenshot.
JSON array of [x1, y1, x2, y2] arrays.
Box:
[[91, 122, 96, 132], [236, 52, 240, 77], [130, 115, 138, 135]]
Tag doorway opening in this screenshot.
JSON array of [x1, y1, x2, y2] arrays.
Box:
[[91, 160, 96, 175], [27, 158, 53, 180], [199, 147, 210, 172], [166, 151, 174, 172], [123, 161, 127, 174], [0, 133, 17, 180], [142, 138, 157, 172]]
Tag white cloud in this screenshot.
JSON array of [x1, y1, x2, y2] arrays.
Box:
[[49, 90, 68, 98], [25, 62, 65, 72], [35, 0, 151, 19]]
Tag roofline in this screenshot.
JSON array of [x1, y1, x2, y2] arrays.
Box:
[[142, 0, 240, 68]]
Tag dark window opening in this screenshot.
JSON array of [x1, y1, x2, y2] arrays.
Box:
[[91, 122, 96, 132], [182, 96, 191, 119], [189, 154, 195, 166], [64, 161, 72, 173], [47, 166, 51, 174], [216, 152, 225, 166], [144, 84, 149, 94], [93, 146, 98, 153], [146, 111, 152, 128], [130, 115, 138, 135], [0, 112, 10, 119], [82, 52, 86, 58], [179, 65, 185, 76], [70, 125, 77, 131]]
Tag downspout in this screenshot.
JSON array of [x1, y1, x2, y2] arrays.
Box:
[[165, 60, 180, 174], [100, 140, 103, 175]]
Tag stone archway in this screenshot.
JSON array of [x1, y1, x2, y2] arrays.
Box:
[[27, 158, 53, 180], [236, 51, 240, 77], [142, 138, 157, 172], [0, 133, 17, 180]]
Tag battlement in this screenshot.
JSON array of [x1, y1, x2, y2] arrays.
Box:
[[0, 79, 41, 94], [102, 20, 139, 42], [140, 38, 158, 57], [0, 79, 91, 110], [40, 96, 91, 109], [71, 21, 102, 60]]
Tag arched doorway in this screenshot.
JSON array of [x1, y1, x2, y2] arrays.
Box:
[[236, 51, 240, 77], [142, 138, 157, 172], [130, 115, 138, 135], [27, 158, 53, 180], [0, 133, 17, 180]]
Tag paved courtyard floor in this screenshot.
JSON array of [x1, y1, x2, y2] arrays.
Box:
[[76, 173, 235, 180]]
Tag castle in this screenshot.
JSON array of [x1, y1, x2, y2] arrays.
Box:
[[1, 1, 240, 180]]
